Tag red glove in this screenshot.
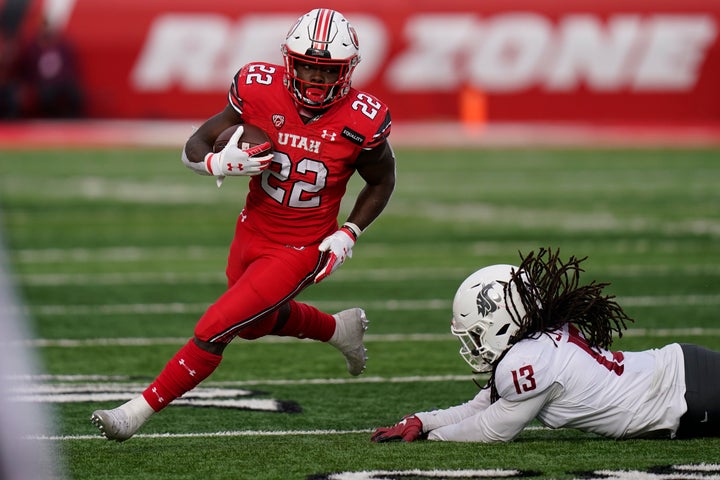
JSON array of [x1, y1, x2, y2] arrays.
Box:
[[371, 415, 424, 443]]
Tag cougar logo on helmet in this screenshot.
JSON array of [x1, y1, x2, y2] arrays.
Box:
[[476, 282, 503, 317]]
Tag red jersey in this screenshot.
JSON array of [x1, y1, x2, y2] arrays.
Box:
[[227, 62, 391, 246]]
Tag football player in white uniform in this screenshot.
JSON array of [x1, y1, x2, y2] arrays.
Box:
[[372, 248, 720, 443]]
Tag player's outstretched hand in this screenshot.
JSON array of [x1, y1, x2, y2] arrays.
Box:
[[314, 226, 356, 283], [204, 125, 273, 177], [371, 415, 424, 443]]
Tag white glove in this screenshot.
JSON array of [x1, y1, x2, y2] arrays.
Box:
[[203, 125, 273, 177], [314, 226, 357, 283]]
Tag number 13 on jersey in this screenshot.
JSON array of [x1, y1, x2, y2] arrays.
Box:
[[512, 365, 537, 395]]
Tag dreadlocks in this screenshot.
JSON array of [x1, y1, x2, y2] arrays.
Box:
[[485, 247, 634, 401], [509, 247, 633, 348]]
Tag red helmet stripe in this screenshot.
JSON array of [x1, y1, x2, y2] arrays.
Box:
[[311, 9, 334, 51]]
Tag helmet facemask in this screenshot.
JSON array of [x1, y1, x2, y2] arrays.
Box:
[[282, 49, 358, 108], [453, 327, 494, 373]]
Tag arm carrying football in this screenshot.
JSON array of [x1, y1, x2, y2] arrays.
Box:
[[181, 105, 274, 180], [182, 125, 272, 177]]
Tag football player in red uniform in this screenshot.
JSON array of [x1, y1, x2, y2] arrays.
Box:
[[91, 8, 395, 441]]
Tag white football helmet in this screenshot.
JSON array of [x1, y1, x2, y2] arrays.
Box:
[[282, 8, 361, 109], [451, 264, 527, 372]]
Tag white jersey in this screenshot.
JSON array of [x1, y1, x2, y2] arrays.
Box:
[[417, 323, 687, 442]]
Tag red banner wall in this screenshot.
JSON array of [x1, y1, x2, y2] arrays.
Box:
[[19, 0, 720, 125]]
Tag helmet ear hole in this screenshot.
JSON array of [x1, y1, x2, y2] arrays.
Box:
[[496, 323, 510, 336]]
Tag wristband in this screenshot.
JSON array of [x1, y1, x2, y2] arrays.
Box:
[[342, 222, 363, 240], [204, 152, 218, 175]]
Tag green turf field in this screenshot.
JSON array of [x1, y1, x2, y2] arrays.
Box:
[[1, 147, 719, 479]]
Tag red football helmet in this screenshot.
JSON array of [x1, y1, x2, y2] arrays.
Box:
[[282, 9, 361, 109]]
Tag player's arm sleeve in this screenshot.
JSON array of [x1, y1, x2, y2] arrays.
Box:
[[227, 66, 247, 115], [364, 110, 392, 149], [415, 388, 492, 432], [421, 384, 560, 443]]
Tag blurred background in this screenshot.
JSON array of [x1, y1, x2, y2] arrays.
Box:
[[0, 0, 718, 147]]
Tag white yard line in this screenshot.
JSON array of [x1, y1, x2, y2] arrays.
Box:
[[11, 242, 720, 264], [32, 425, 552, 442], [12, 264, 720, 286], [17, 294, 720, 318], [19, 327, 720, 349], [30, 428, 373, 441]]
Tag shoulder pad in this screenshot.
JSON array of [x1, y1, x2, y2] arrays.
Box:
[[340, 90, 391, 149]]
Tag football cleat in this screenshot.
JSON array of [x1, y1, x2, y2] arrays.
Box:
[[91, 407, 145, 442], [329, 308, 368, 376]]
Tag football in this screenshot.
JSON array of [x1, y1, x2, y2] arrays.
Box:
[[213, 124, 273, 157]]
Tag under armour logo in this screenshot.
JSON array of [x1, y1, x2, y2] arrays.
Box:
[[321, 129, 336, 141], [151, 386, 165, 404], [225, 163, 244, 172], [179, 358, 196, 377], [240, 210, 247, 223]]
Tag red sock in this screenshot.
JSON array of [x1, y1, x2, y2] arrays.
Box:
[[273, 301, 335, 341], [142, 339, 222, 412]]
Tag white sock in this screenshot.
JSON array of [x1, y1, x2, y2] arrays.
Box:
[[328, 316, 342, 346], [120, 395, 155, 422]]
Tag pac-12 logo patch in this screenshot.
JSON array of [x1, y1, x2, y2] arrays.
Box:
[[272, 114, 285, 129]]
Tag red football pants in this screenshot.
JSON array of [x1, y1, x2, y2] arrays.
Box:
[[142, 217, 336, 412], [193, 217, 331, 343]]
